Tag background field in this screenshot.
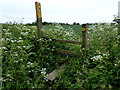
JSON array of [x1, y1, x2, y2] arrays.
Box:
[[43, 24, 82, 36]]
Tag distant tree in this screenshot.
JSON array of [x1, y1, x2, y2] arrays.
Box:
[[73, 22, 76, 25], [42, 22, 47, 25], [32, 22, 36, 25], [66, 23, 69, 25], [73, 22, 80, 25]]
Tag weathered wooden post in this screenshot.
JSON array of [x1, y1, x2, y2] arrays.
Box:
[[35, 2, 43, 38], [114, 1, 120, 59], [82, 24, 87, 56], [0, 24, 2, 90], [118, 1, 120, 52], [118, 23, 120, 55]]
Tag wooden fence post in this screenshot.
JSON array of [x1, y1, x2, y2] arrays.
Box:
[[118, 22, 120, 54], [0, 24, 2, 90], [113, 1, 120, 59], [82, 24, 87, 56], [118, 1, 120, 53], [35, 2, 43, 38]]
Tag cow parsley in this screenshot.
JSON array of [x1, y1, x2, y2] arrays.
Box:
[[91, 55, 103, 61]]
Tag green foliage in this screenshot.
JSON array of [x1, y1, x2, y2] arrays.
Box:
[[2, 23, 120, 89]]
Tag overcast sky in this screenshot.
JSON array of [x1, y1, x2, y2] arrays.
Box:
[[0, 0, 120, 24]]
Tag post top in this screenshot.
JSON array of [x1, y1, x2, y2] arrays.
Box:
[[113, 1, 120, 23]]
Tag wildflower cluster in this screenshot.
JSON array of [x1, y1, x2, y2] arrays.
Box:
[[91, 55, 103, 61], [88, 23, 118, 54]]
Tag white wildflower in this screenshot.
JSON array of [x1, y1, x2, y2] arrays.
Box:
[[11, 40, 14, 43], [9, 79, 12, 81], [17, 40, 23, 43], [3, 29, 6, 31], [2, 47, 7, 49], [15, 53, 18, 56], [40, 68, 46, 75], [108, 84, 112, 89], [102, 53, 109, 56], [17, 46, 21, 48], [20, 59, 23, 61], [82, 48, 85, 50], [49, 39, 52, 41], [117, 35, 120, 39], [14, 60, 18, 63], [66, 32, 70, 35], [21, 32, 28, 36], [26, 28, 31, 31], [118, 60, 120, 63], [19, 37, 22, 39], [5, 33, 11, 35], [30, 63, 33, 65], [27, 62, 31, 64], [6, 74, 10, 77], [6, 38, 10, 41], [32, 87, 35, 89], [27, 65, 30, 67], [91, 55, 103, 61], [23, 46, 26, 48], [2, 38, 5, 41], [99, 29, 104, 32]]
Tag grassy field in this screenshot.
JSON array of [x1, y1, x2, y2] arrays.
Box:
[[43, 24, 82, 36], [2, 23, 120, 89]]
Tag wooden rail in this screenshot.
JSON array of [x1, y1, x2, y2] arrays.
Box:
[[54, 39, 81, 44], [42, 37, 81, 56], [58, 49, 81, 56], [43, 37, 81, 44]]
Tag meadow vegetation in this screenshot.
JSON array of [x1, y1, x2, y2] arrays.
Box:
[[2, 23, 120, 89]]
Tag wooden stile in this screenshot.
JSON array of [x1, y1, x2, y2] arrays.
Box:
[[35, 2, 87, 81], [35, 2, 43, 38]]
